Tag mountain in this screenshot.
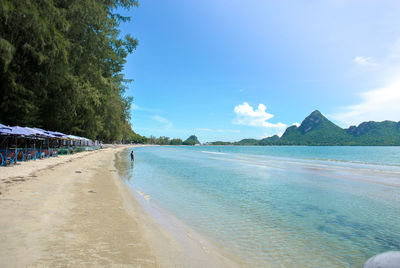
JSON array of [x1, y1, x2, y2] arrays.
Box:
[[235, 135, 282, 145], [234, 138, 259, 145], [280, 110, 350, 145], [183, 135, 200, 145], [231, 110, 400, 146], [258, 135, 280, 145], [345, 121, 400, 145]]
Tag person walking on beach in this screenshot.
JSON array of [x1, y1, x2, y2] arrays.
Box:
[[130, 151, 135, 161]]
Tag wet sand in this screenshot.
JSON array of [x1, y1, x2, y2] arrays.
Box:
[[0, 145, 236, 267]]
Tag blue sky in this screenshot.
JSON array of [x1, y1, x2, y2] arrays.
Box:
[[118, 0, 400, 142]]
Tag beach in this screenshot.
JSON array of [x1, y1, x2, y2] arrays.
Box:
[[2, 145, 399, 267], [0, 145, 235, 267]]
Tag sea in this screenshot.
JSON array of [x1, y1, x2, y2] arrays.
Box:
[[116, 146, 400, 267]]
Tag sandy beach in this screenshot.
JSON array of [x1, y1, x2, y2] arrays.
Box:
[[0, 145, 236, 267]]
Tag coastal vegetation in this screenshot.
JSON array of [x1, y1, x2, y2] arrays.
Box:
[[0, 0, 140, 142], [141, 135, 200, 146], [230, 110, 400, 146], [146, 136, 182, 145]]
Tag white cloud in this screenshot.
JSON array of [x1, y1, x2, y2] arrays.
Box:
[[332, 80, 400, 126], [196, 128, 213, 132], [334, 38, 400, 126], [261, 122, 300, 138], [354, 56, 375, 66], [233, 102, 287, 130], [152, 115, 173, 129]]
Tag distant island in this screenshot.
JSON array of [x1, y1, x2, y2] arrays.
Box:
[[183, 135, 201, 145], [210, 110, 400, 146]]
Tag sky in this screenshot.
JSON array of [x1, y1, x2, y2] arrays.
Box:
[[118, 0, 400, 142]]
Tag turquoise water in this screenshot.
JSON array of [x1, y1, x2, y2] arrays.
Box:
[[120, 146, 400, 267]]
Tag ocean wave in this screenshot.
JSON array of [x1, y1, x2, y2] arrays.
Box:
[[201, 151, 227, 155]]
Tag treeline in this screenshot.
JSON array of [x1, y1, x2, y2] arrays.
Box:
[[129, 135, 200, 145], [128, 135, 183, 145], [146, 136, 183, 145], [0, 0, 139, 142]]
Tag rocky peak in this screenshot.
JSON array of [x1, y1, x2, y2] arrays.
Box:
[[346, 121, 376, 136], [183, 135, 200, 145], [298, 110, 326, 133]]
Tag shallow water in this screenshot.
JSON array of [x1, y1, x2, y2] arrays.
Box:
[[119, 146, 400, 267]]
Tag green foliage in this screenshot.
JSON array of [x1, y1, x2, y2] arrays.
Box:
[[183, 135, 200, 145], [140, 136, 182, 145], [145, 136, 156, 144], [210, 141, 232, 145], [258, 135, 280, 145], [233, 111, 400, 146], [345, 121, 400, 145], [128, 131, 148, 144], [169, 138, 183, 145], [233, 138, 259, 145], [0, 0, 139, 141], [280, 110, 351, 145], [156, 136, 170, 145]]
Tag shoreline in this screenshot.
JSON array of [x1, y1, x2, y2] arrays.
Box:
[[114, 149, 240, 267], [0, 145, 237, 267]]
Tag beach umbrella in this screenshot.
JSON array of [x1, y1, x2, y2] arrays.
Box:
[[0, 124, 12, 153], [0, 124, 12, 135], [45, 130, 68, 139], [0, 123, 12, 129], [7, 126, 37, 136], [67, 135, 85, 146], [34, 128, 67, 152], [67, 135, 80, 140], [4, 126, 35, 160], [26, 127, 56, 138], [27, 128, 58, 158]]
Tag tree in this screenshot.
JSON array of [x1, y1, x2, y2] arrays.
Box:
[[157, 136, 170, 145], [0, 0, 139, 141], [169, 138, 183, 145]]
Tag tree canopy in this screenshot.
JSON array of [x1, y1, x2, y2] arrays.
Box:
[[0, 0, 139, 142]]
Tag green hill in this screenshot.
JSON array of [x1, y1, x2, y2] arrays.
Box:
[[345, 121, 400, 145], [280, 110, 350, 145], [234, 138, 259, 145], [232, 110, 400, 146], [183, 135, 200, 145]]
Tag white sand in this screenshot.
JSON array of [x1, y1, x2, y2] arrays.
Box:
[[0, 145, 237, 267]]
